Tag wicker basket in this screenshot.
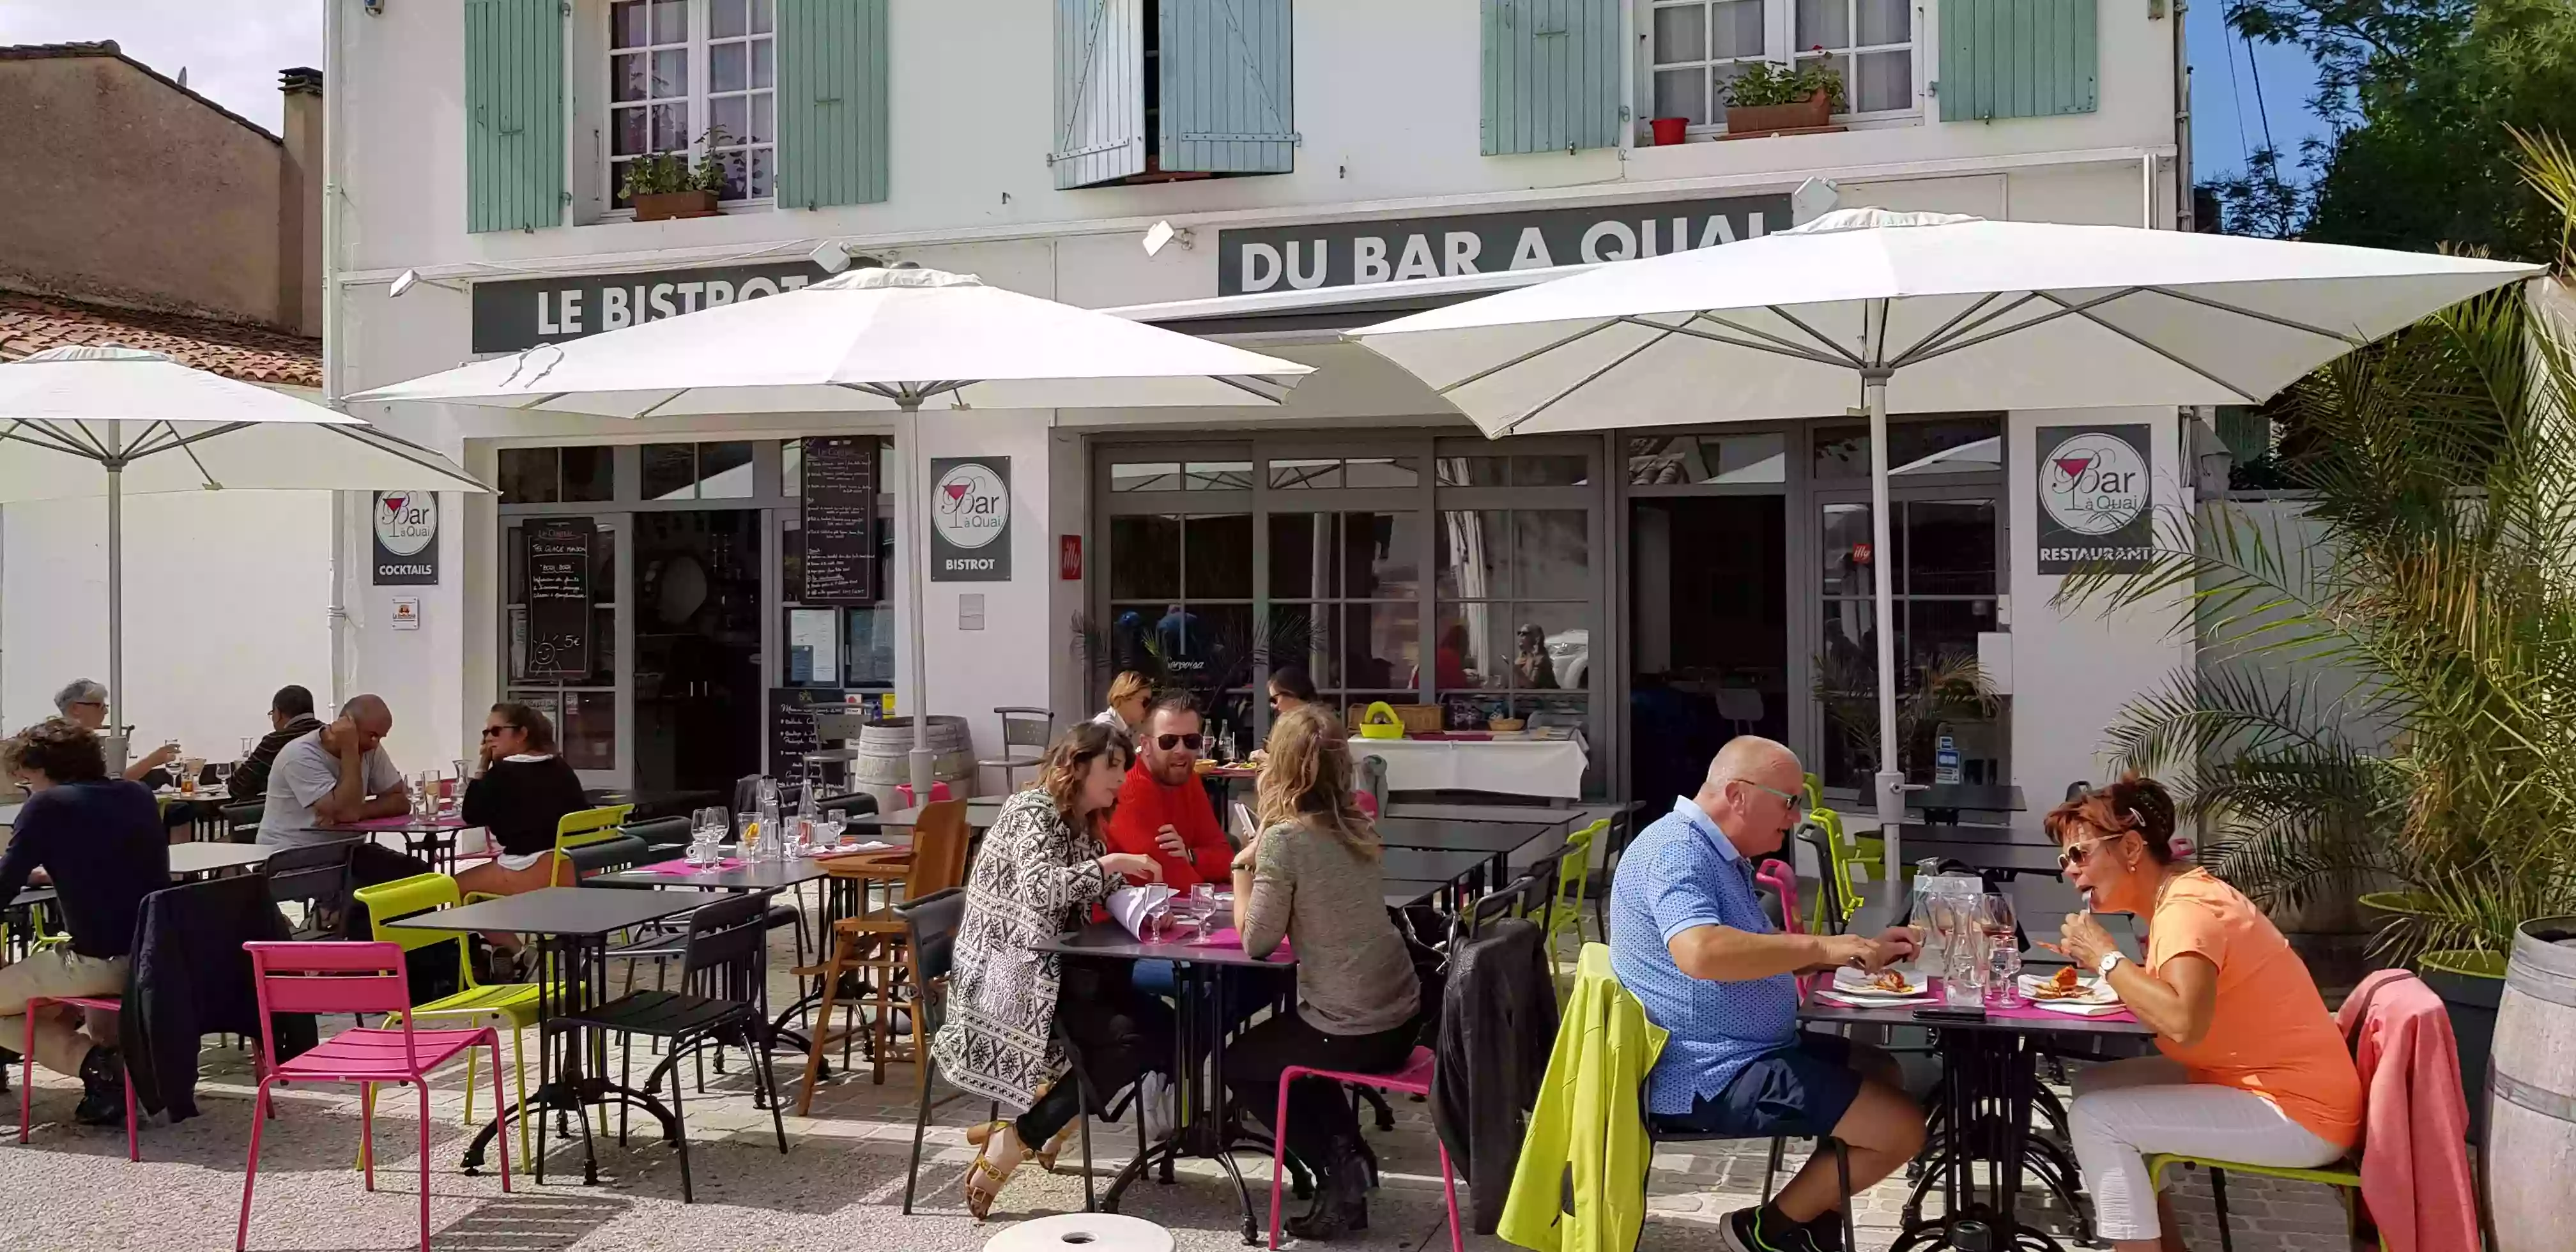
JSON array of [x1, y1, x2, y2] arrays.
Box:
[[1349, 702, 1441, 738]]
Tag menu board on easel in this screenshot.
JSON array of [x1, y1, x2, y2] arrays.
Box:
[[799, 436, 878, 604], [524, 518, 594, 678]]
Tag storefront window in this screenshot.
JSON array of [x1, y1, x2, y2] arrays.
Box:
[[645, 440, 756, 500], [1814, 496, 2005, 790], [1813, 415, 2003, 480], [499, 446, 616, 505], [1628, 432, 1786, 485]]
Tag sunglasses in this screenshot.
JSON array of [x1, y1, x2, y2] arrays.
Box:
[[1745, 781, 1807, 814], [1155, 733, 1204, 752], [2056, 833, 2124, 869], [480, 725, 523, 738]]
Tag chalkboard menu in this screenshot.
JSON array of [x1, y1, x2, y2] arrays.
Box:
[[799, 436, 878, 604], [769, 686, 878, 780], [524, 518, 595, 678]]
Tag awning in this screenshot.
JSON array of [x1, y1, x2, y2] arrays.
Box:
[[1101, 263, 1604, 344]]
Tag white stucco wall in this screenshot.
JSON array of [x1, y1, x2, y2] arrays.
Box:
[[3, 490, 334, 757]]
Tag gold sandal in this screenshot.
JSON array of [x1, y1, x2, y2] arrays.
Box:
[[962, 1120, 1018, 1220]]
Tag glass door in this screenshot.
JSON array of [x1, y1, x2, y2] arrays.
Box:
[[504, 515, 629, 787], [631, 509, 766, 795]]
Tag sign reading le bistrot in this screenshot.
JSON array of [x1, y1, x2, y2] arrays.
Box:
[[471, 261, 831, 353], [928, 456, 1011, 582], [1216, 192, 1789, 295], [2036, 424, 2154, 574]]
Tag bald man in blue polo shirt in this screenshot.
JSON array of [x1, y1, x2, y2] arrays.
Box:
[[1610, 737, 1926, 1252]]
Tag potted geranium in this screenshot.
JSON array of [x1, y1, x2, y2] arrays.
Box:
[[620, 128, 730, 221], [1722, 54, 1845, 137]]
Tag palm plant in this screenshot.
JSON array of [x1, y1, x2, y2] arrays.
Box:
[[2057, 130, 2576, 964], [1813, 650, 2001, 784]]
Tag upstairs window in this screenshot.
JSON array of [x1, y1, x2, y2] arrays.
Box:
[[1646, 0, 1913, 130], [610, 0, 778, 208], [1051, 0, 1294, 189]]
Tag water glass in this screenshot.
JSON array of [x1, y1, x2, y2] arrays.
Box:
[[1985, 933, 2027, 1008], [1940, 906, 1988, 1006], [1142, 903, 1175, 944]]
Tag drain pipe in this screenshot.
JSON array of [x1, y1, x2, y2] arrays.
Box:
[[323, 0, 351, 707]]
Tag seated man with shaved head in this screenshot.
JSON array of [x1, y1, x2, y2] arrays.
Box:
[[1609, 737, 1925, 1252], [256, 694, 412, 847]]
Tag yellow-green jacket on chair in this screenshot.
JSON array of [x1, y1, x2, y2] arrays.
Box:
[[1499, 942, 1668, 1252]]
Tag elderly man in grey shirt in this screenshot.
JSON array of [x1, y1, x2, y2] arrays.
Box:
[[256, 695, 411, 847]]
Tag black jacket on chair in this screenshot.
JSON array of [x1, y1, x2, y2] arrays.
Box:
[[1432, 917, 1558, 1234], [120, 874, 317, 1122]]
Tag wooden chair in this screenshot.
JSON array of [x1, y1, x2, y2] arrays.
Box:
[[795, 799, 972, 1110]]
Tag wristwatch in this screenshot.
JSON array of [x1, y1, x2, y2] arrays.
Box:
[[2096, 950, 2130, 978]]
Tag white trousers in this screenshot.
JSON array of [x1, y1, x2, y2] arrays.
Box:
[[0, 948, 127, 1077], [2069, 1056, 2343, 1241]]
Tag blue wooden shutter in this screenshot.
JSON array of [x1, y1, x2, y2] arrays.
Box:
[[1939, 0, 2099, 122], [1052, 0, 1149, 189], [1480, 0, 1620, 156], [464, 0, 565, 234], [778, 0, 891, 208], [1159, 0, 1294, 174]]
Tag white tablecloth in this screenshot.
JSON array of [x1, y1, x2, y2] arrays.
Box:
[[1349, 736, 1590, 800]]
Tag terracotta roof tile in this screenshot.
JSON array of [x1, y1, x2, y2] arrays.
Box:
[[0, 292, 320, 387]]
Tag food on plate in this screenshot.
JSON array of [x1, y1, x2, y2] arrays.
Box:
[[2032, 966, 2094, 1000], [1870, 968, 1912, 993]]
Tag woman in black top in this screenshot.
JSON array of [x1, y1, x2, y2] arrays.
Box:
[[456, 703, 590, 919]]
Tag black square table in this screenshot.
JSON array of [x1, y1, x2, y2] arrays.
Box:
[[585, 859, 834, 894], [1035, 920, 1298, 1244], [1372, 846, 1499, 905], [1879, 823, 2067, 881], [1801, 988, 2151, 1251], [385, 885, 730, 1181]]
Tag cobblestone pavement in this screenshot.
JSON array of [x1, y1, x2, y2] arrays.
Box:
[[0, 928, 2360, 1251]]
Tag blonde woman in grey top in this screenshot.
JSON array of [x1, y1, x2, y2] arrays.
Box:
[[1224, 704, 1422, 1241]]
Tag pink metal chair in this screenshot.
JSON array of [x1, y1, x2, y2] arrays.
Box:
[[1754, 859, 1809, 996], [17, 993, 137, 1160], [1266, 1046, 1461, 1252], [236, 941, 512, 1252]]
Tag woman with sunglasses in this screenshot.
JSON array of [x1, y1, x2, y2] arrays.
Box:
[[456, 703, 591, 971], [2042, 774, 2359, 1252]]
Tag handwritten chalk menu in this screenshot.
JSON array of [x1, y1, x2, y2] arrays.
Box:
[[769, 686, 869, 779], [524, 519, 595, 678], [799, 436, 878, 604]]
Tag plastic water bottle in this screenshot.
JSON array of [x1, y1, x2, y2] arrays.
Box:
[[1933, 733, 1963, 785]]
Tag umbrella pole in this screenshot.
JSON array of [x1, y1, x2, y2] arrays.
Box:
[[897, 396, 934, 800], [1865, 368, 1904, 904], [104, 445, 128, 775]]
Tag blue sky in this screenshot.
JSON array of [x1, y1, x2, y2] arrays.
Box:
[[2187, 4, 2334, 183]]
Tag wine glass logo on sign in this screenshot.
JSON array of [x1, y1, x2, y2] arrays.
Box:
[[2041, 432, 2149, 537]]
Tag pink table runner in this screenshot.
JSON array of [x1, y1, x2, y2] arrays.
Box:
[[641, 857, 745, 874], [1188, 928, 1294, 963], [1812, 977, 2138, 1025]]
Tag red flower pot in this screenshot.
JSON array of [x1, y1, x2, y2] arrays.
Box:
[[1649, 116, 1690, 146]]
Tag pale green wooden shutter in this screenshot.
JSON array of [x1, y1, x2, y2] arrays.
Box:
[[1159, 0, 1294, 174], [1053, 0, 1149, 189], [464, 0, 564, 234], [1939, 0, 2099, 122], [1480, 0, 1621, 156], [778, 0, 891, 208]]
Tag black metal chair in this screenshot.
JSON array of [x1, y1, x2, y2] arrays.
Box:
[[1643, 1080, 1856, 1251], [976, 707, 1053, 793], [624, 816, 692, 853], [259, 841, 354, 938], [546, 891, 788, 1202], [221, 801, 264, 844]]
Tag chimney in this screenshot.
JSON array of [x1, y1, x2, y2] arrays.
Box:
[[278, 67, 325, 337]]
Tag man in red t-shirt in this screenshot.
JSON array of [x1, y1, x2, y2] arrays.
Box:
[[1106, 696, 1233, 890]]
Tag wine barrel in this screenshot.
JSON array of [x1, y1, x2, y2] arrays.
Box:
[[852, 715, 974, 809], [2487, 915, 2576, 1252]]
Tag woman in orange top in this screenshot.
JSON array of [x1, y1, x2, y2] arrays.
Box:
[[2043, 775, 2361, 1252]]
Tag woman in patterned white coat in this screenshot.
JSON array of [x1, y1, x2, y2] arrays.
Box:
[[930, 721, 1167, 1218]]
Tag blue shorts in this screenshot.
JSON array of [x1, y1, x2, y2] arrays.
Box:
[[1652, 1033, 1865, 1139]]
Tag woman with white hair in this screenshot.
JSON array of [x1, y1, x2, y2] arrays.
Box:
[[53, 679, 180, 784]]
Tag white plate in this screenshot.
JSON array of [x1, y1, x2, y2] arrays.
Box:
[[1831, 968, 1930, 998], [2020, 971, 2119, 1005], [2030, 998, 2131, 1017]]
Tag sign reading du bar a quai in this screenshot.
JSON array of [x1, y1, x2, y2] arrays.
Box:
[[1216, 192, 1791, 296], [472, 261, 832, 353]]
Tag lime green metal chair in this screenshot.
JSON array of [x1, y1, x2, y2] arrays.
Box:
[[1528, 818, 1611, 980], [548, 804, 634, 882], [2145, 1154, 2369, 1252], [351, 873, 546, 1168], [1802, 805, 1888, 933]]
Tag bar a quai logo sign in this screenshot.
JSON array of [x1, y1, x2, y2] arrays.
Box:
[[929, 456, 1011, 582], [372, 490, 439, 586], [2036, 425, 2153, 574]]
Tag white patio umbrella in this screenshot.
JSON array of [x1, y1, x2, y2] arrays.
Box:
[[0, 345, 489, 768], [1350, 208, 2540, 901], [351, 265, 1312, 795]]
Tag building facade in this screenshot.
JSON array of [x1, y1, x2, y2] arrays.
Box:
[[328, 0, 2198, 821], [1, 43, 334, 757]]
